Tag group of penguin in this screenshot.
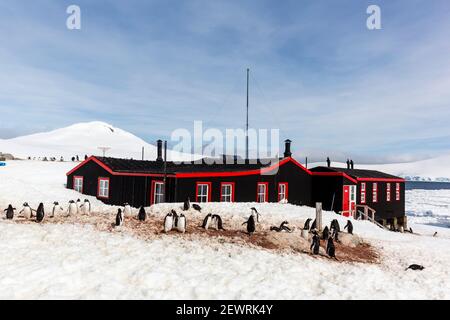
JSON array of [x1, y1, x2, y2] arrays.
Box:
[[3, 199, 91, 223]]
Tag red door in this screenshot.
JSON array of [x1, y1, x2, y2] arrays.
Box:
[[342, 186, 350, 217]]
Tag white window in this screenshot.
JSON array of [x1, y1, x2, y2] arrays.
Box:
[[360, 182, 366, 204], [98, 178, 109, 198], [74, 176, 83, 193], [396, 183, 400, 201], [386, 183, 391, 202], [153, 182, 165, 204], [257, 183, 267, 203], [197, 183, 210, 203], [221, 183, 233, 202], [278, 183, 288, 201], [372, 183, 378, 203]]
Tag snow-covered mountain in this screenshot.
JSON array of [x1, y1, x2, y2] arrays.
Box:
[[0, 121, 197, 161]]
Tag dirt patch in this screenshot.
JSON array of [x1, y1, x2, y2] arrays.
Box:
[[9, 213, 379, 264]]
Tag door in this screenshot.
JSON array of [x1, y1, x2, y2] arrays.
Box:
[[342, 185, 350, 217]]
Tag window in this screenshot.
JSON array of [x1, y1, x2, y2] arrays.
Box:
[[360, 182, 366, 204], [220, 183, 234, 202], [98, 177, 110, 198], [386, 183, 391, 202], [73, 176, 83, 193], [396, 183, 400, 201], [257, 182, 268, 203], [278, 183, 288, 202], [152, 181, 165, 204], [196, 182, 211, 203], [372, 183, 378, 203]]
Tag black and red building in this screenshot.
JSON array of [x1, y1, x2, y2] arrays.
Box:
[[66, 140, 406, 228]]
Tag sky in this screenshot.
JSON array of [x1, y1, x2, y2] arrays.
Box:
[[0, 0, 449, 163]]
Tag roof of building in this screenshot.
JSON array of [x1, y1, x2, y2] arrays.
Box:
[[310, 166, 403, 180]]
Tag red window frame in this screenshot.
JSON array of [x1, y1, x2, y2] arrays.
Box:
[[372, 182, 378, 203], [386, 183, 391, 202], [150, 180, 165, 205], [360, 182, 366, 204], [73, 176, 84, 193], [196, 182, 212, 203], [395, 183, 400, 201], [278, 182, 288, 202], [220, 182, 235, 202], [256, 182, 269, 203], [97, 177, 110, 199]]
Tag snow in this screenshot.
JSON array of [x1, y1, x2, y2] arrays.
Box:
[[1, 160, 450, 299], [0, 121, 199, 161]]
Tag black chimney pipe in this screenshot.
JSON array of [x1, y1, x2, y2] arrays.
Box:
[[156, 139, 163, 162], [284, 139, 292, 158]]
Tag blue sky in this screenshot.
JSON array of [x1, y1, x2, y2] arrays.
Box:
[[0, 0, 449, 163]]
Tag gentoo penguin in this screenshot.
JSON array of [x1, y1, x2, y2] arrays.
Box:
[[405, 264, 425, 271], [433, 232, 438, 237], [171, 209, 179, 228], [67, 200, 77, 216], [164, 211, 174, 233], [310, 231, 320, 255], [211, 214, 224, 230], [19, 202, 34, 219], [192, 204, 202, 212], [330, 219, 341, 233], [81, 199, 91, 215], [326, 236, 337, 260], [4, 205, 16, 220], [322, 226, 330, 240], [115, 208, 123, 227], [183, 197, 190, 211], [51, 202, 64, 218], [310, 219, 317, 231], [123, 203, 132, 217], [250, 207, 261, 222], [344, 220, 353, 234], [36, 203, 45, 223], [303, 218, 312, 230], [201, 213, 212, 229], [138, 206, 146, 221], [76, 199, 82, 212], [270, 221, 292, 233], [242, 215, 256, 235], [177, 213, 186, 233]]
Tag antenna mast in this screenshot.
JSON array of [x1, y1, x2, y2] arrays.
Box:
[[246, 68, 249, 160]]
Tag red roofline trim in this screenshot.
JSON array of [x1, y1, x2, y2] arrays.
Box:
[[356, 177, 405, 183], [311, 172, 358, 184]]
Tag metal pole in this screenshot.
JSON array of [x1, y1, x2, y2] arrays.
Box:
[[246, 68, 249, 160], [163, 141, 167, 203], [142, 146, 144, 160]]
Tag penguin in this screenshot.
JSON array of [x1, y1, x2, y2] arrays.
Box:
[[67, 200, 77, 216], [303, 218, 312, 230], [433, 232, 438, 237], [242, 215, 256, 235], [171, 209, 179, 228], [19, 202, 34, 219], [177, 213, 186, 233], [115, 208, 123, 227], [123, 203, 132, 217], [51, 201, 64, 218], [330, 219, 341, 233], [201, 213, 212, 229], [344, 220, 353, 235], [4, 205, 16, 220], [405, 264, 425, 271], [326, 236, 337, 260], [183, 197, 190, 211], [164, 211, 174, 233], [310, 219, 317, 231], [250, 207, 261, 222], [36, 203, 45, 223], [270, 221, 292, 233], [310, 231, 320, 255], [138, 206, 146, 221], [192, 204, 202, 212], [211, 214, 224, 230], [81, 199, 91, 215], [322, 226, 330, 240], [76, 199, 82, 212]]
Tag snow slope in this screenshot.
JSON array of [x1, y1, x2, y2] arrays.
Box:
[[0, 121, 198, 162], [0, 160, 450, 299]]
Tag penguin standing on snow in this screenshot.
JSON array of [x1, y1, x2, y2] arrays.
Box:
[[171, 210, 179, 229], [326, 235, 337, 260], [123, 203, 132, 217], [76, 199, 82, 213], [115, 208, 124, 227], [250, 207, 261, 222], [211, 214, 224, 230], [192, 204, 202, 212], [344, 220, 353, 235], [177, 213, 186, 233], [19, 202, 34, 219], [4, 205, 16, 220], [330, 219, 340, 241], [51, 202, 64, 218], [303, 218, 312, 230], [201, 213, 212, 230], [68, 200, 77, 216], [138, 206, 146, 221], [243, 208, 259, 235], [164, 211, 174, 233], [310, 219, 317, 231], [322, 226, 330, 240], [36, 203, 45, 223], [310, 231, 320, 255], [183, 197, 190, 211], [81, 199, 91, 215]]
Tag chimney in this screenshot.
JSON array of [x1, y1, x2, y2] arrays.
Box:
[[156, 139, 163, 162], [283, 139, 292, 158]]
